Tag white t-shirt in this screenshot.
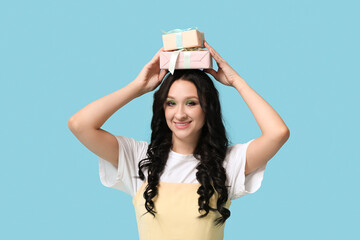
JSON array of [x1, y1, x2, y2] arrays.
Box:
[[99, 135, 267, 200]]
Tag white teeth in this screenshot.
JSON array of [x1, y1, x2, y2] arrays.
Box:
[[175, 122, 190, 126]]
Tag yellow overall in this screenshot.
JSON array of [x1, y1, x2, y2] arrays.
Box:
[[133, 181, 232, 240]]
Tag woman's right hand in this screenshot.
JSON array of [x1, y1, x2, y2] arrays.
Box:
[[132, 47, 169, 96]]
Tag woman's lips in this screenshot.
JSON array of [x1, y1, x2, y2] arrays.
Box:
[[174, 121, 191, 129]]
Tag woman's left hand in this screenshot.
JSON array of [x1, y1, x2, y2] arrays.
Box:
[[203, 41, 241, 87]]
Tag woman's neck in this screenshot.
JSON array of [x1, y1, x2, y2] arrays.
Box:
[[171, 135, 199, 155]]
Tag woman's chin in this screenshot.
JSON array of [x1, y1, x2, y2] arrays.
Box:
[[172, 131, 199, 141]]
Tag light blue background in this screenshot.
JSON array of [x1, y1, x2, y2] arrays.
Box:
[[1, 0, 359, 239]]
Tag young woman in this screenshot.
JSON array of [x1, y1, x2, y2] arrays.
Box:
[[68, 41, 290, 240]]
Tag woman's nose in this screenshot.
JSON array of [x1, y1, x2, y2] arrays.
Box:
[[175, 105, 187, 119]]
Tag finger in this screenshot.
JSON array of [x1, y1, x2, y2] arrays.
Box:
[[204, 41, 221, 64], [204, 42, 225, 65], [204, 68, 218, 79], [204, 40, 216, 54], [159, 69, 169, 81], [204, 40, 211, 49], [210, 48, 223, 64]]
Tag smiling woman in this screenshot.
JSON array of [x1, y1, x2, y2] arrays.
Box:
[[135, 69, 236, 233], [68, 42, 289, 240], [163, 80, 206, 155]]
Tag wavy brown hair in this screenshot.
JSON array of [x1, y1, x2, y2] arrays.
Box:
[[137, 69, 230, 226]]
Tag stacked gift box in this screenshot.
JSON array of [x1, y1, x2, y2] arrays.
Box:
[[160, 28, 213, 74]]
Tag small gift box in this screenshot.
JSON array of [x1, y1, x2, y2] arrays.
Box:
[[160, 50, 213, 74], [162, 28, 205, 51]]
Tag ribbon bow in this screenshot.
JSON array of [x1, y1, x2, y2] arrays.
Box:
[[161, 27, 198, 35]]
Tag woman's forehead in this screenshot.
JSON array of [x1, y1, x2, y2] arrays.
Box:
[[167, 94, 198, 100], [167, 80, 198, 98]]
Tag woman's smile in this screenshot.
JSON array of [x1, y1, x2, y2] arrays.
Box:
[[174, 121, 192, 129]]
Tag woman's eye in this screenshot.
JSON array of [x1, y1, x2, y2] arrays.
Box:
[[166, 101, 175, 106], [186, 101, 196, 106]]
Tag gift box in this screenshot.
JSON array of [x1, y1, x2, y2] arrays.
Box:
[[160, 50, 212, 73], [162, 29, 205, 51]]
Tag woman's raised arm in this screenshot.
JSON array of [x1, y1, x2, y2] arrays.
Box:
[[204, 41, 290, 176], [68, 47, 168, 130], [68, 48, 168, 167]]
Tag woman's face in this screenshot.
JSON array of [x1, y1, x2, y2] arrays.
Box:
[[163, 79, 205, 144]]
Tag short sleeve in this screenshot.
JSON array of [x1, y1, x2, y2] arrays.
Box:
[[98, 135, 148, 197], [225, 139, 268, 200]]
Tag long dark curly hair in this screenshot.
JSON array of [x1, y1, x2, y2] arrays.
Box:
[[137, 69, 231, 226]]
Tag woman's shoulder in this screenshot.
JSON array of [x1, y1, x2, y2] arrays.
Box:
[[113, 135, 149, 157], [226, 139, 254, 153], [114, 135, 149, 145], [224, 139, 255, 165]]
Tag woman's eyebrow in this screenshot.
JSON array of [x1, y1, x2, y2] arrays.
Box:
[[167, 95, 198, 99]]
